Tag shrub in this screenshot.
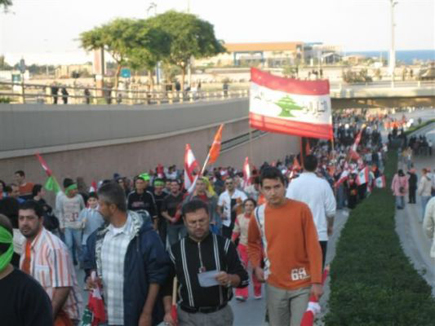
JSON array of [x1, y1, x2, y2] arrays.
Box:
[[324, 151, 435, 325]]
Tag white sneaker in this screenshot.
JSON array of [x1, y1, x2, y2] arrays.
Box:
[[235, 296, 246, 302], [254, 295, 262, 300]]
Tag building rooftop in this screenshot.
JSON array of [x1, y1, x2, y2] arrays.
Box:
[[224, 42, 303, 52]]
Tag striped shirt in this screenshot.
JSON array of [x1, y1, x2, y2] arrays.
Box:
[[19, 228, 83, 320], [101, 214, 135, 325]]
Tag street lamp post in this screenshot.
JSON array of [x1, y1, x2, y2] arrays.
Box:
[[389, 0, 398, 85]]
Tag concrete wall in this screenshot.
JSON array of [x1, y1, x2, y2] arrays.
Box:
[[0, 98, 249, 158], [0, 119, 297, 188], [0, 99, 298, 191]]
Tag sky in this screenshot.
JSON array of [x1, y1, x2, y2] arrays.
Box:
[[0, 0, 434, 65]]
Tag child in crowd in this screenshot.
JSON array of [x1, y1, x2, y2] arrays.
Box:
[[232, 198, 262, 301], [78, 192, 104, 267]]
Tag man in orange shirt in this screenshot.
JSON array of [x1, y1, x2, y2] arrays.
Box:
[[14, 170, 34, 200], [248, 167, 323, 326]]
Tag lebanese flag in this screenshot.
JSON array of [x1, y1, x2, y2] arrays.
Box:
[[208, 124, 224, 165], [87, 272, 107, 326], [301, 266, 330, 326], [375, 175, 386, 188], [352, 128, 364, 151], [184, 144, 199, 192], [349, 148, 360, 161], [243, 157, 251, 187], [334, 170, 349, 188], [89, 180, 98, 193], [356, 167, 369, 186], [249, 68, 333, 140], [35, 153, 61, 194]]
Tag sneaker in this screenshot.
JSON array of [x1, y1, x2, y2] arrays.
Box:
[[235, 296, 246, 302], [254, 295, 262, 300]]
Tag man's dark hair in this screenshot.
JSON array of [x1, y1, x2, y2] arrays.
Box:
[[14, 170, 25, 177], [253, 176, 261, 185], [0, 214, 13, 254], [63, 178, 74, 189], [260, 167, 285, 186], [170, 179, 181, 186], [304, 155, 318, 172], [98, 182, 127, 212], [88, 192, 98, 199], [19, 200, 44, 218], [32, 184, 43, 197], [182, 199, 209, 217]]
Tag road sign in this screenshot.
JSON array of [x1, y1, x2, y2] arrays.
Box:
[[120, 68, 131, 78]]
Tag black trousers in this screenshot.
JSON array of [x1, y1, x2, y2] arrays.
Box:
[[320, 241, 328, 271], [409, 188, 416, 203], [222, 225, 233, 239]]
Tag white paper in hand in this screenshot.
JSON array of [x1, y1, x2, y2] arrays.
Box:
[[197, 270, 220, 287]]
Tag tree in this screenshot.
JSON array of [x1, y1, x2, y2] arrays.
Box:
[[148, 11, 225, 91], [80, 18, 138, 90], [127, 19, 171, 89], [0, 0, 12, 9]]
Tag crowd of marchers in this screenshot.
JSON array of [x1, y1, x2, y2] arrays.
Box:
[[1, 111, 434, 326]]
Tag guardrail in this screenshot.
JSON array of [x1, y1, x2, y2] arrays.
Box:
[[0, 81, 249, 105], [0, 80, 433, 105]]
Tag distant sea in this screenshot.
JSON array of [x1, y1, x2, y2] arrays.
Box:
[[344, 50, 434, 64]]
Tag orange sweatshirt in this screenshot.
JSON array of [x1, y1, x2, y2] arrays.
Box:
[[247, 199, 322, 290]]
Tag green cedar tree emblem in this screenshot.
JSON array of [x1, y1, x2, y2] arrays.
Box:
[[275, 96, 303, 117]]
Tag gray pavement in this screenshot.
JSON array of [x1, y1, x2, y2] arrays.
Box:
[[395, 122, 435, 297]]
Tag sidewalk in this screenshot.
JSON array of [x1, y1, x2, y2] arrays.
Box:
[[395, 129, 435, 296]]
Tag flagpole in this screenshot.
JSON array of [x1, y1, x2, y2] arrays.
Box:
[[249, 127, 253, 166], [200, 152, 211, 176]]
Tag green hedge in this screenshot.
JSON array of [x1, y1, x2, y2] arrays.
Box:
[[324, 151, 435, 325], [405, 119, 435, 135]]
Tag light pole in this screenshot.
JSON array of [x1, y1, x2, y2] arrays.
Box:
[[389, 0, 398, 80]]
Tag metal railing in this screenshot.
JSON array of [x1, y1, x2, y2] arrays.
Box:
[[0, 81, 249, 105]]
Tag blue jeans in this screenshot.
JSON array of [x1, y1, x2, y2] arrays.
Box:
[[421, 196, 431, 222], [337, 184, 346, 209], [64, 228, 83, 263], [395, 196, 405, 209]]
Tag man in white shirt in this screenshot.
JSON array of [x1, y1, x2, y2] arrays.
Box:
[[217, 178, 247, 238], [286, 155, 336, 268]]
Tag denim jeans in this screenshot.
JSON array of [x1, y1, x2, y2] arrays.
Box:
[[395, 196, 405, 209], [64, 228, 83, 263], [421, 196, 431, 222]]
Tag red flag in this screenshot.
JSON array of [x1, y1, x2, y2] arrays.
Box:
[[171, 277, 179, 326], [306, 141, 311, 155], [349, 148, 360, 161], [184, 144, 199, 193], [35, 153, 52, 176], [87, 273, 106, 326], [243, 157, 251, 187], [208, 124, 224, 165], [293, 157, 301, 170], [89, 181, 98, 193], [301, 267, 330, 326], [249, 68, 333, 139]]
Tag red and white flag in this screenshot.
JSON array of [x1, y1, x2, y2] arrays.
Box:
[[87, 272, 106, 326], [184, 144, 199, 193], [35, 153, 53, 176], [375, 175, 386, 188], [352, 128, 364, 151], [89, 180, 98, 193], [334, 170, 349, 188], [356, 167, 369, 186], [243, 157, 251, 187], [249, 68, 333, 139], [301, 266, 330, 326]]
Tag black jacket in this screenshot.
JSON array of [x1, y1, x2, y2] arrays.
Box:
[[166, 232, 249, 309]]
